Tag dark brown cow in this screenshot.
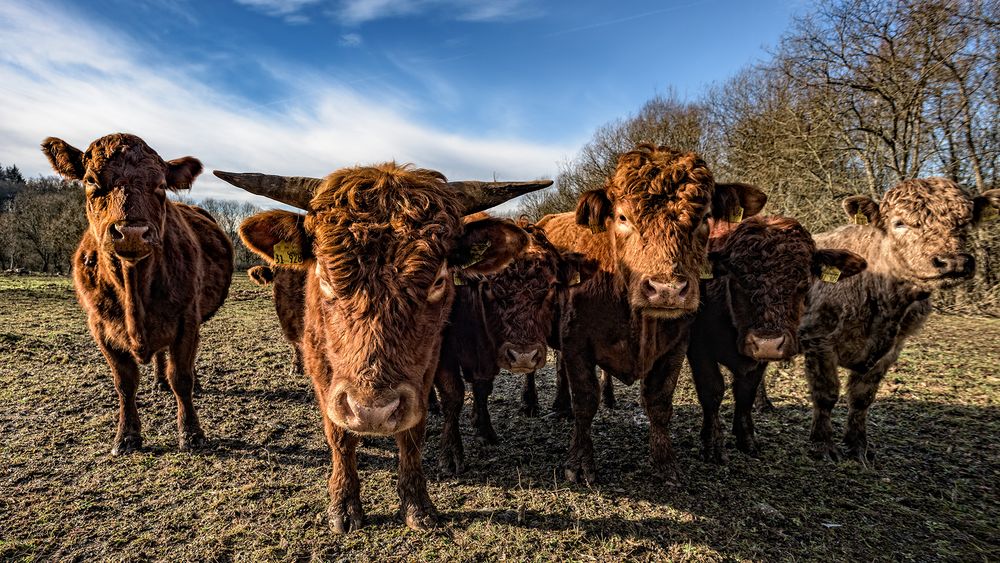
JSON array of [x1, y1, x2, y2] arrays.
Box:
[[688, 215, 865, 463], [247, 265, 307, 374], [41, 133, 234, 454], [219, 164, 545, 532], [538, 144, 767, 483], [435, 218, 596, 473], [800, 178, 1000, 464]]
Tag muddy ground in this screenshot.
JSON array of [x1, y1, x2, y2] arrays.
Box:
[[1, 274, 998, 561]]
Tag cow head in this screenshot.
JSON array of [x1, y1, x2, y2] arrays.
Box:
[[844, 179, 1000, 288], [225, 164, 546, 436], [459, 220, 598, 373], [41, 133, 202, 263], [574, 144, 766, 318], [709, 216, 866, 361]]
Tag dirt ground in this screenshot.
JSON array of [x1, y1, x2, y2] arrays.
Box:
[[2, 274, 998, 561]]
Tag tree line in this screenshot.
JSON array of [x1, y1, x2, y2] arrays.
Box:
[[521, 0, 999, 314]]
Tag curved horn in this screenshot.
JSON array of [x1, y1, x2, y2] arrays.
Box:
[[447, 180, 553, 213], [213, 171, 321, 210]]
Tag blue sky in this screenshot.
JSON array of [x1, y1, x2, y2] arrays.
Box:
[[0, 0, 802, 208]]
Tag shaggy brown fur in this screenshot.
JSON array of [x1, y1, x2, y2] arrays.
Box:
[[238, 162, 529, 533], [538, 144, 767, 484], [41, 133, 233, 455], [247, 265, 307, 374], [688, 216, 865, 463], [435, 219, 597, 473], [800, 178, 1000, 463]]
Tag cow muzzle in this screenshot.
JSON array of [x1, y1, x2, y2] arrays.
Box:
[[498, 342, 546, 373], [931, 253, 975, 279], [327, 383, 419, 435], [109, 221, 154, 262], [744, 333, 794, 361]]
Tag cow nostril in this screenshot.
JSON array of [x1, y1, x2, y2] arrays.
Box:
[[676, 280, 689, 299], [506, 348, 519, 362], [109, 223, 124, 240], [932, 256, 948, 269]]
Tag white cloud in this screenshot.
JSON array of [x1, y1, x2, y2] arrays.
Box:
[[234, 0, 322, 16], [0, 1, 570, 211], [234, 0, 542, 25], [339, 32, 363, 46]]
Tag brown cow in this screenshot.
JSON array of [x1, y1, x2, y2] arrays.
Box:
[[688, 215, 866, 463], [538, 144, 767, 483], [247, 265, 307, 374], [41, 133, 234, 455], [218, 164, 545, 532], [800, 178, 1000, 464], [435, 218, 596, 473]]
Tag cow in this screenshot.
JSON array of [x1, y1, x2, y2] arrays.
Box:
[[246, 265, 307, 374], [688, 215, 866, 463], [537, 144, 767, 484], [800, 178, 1000, 464], [435, 218, 597, 474], [217, 164, 546, 532], [40, 133, 234, 455]]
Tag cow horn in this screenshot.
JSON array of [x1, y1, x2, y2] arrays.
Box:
[[212, 171, 321, 210], [447, 180, 553, 213]]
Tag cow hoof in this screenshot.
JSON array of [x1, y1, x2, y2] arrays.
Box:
[[179, 429, 205, 451], [400, 502, 439, 531], [564, 461, 597, 485], [111, 434, 142, 456], [154, 378, 171, 393], [735, 437, 759, 458], [474, 429, 499, 446], [438, 448, 465, 476], [843, 442, 876, 466], [653, 463, 681, 486], [700, 444, 728, 465], [551, 408, 573, 421], [520, 403, 539, 418], [809, 441, 841, 462], [328, 499, 365, 534]]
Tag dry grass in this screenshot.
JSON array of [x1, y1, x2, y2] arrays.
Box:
[[2, 274, 998, 561]]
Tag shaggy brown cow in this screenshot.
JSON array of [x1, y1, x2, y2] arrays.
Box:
[[801, 178, 1000, 463], [247, 265, 307, 374], [435, 219, 596, 473], [538, 144, 767, 483], [218, 164, 545, 532], [688, 216, 865, 463], [41, 133, 233, 454]]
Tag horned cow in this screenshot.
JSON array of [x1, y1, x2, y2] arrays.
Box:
[[41, 133, 234, 455]]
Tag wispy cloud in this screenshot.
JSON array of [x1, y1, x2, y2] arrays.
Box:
[[234, 0, 542, 25], [339, 32, 363, 47], [0, 1, 569, 210], [234, 0, 322, 16]]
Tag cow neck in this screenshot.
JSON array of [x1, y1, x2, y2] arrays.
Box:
[[102, 249, 159, 358]]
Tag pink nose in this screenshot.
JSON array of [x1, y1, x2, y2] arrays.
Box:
[[746, 334, 787, 361], [643, 278, 689, 307], [331, 390, 403, 435], [500, 343, 546, 372], [110, 222, 150, 243]]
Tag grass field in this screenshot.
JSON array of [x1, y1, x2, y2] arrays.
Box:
[[2, 273, 998, 561]]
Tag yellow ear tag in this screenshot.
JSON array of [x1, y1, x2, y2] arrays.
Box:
[[453, 272, 466, 286], [820, 265, 841, 283], [982, 205, 998, 222], [273, 241, 303, 265], [700, 263, 714, 280], [569, 269, 581, 286], [462, 241, 491, 268], [853, 212, 869, 225], [589, 220, 606, 234], [727, 206, 744, 223]]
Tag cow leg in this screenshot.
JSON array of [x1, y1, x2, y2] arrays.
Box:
[[434, 361, 465, 475], [520, 371, 539, 417], [733, 363, 766, 458], [551, 359, 572, 419], [641, 348, 685, 484], [323, 418, 363, 533], [153, 350, 170, 392], [843, 350, 897, 466], [98, 340, 142, 455], [688, 352, 726, 464], [562, 352, 599, 484], [754, 373, 776, 412], [167, 322, 205, 451], [599, 369, 616, 409], [427, 386, 441, 416], [471, 378, 498, 445], [804, 346, 841, 461], [289, 343, 305, 376], [396, 417, 438, 530]]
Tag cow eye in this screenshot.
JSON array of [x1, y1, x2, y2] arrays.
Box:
[[427, 263, 449, 303], [618, 214, 628, 223], [892, 220, 909, 231]]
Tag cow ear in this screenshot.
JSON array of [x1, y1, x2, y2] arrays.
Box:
[[574, 189, 613, 233], [712, 183, 767, 222], [812, 249, 867, 281], [41, 137, 85, 180], [165, 157, 203, 191], [972, 189, 1000, 226], [558, 251, 599, 287], [239, 210, 312, 269], [453, 218, 529, 275], [843, 196, 880, 226]]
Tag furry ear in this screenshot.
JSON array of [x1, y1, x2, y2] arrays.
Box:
[[973, 189, 1000, 226], [812, 249, 867, 281], [558, 251, 599, 287], [574, 189, 613, 233], [712, 183, 767, 222], [239, 210, 312, 269], [453, 218, 529, 276], [247, 265, 275, 286], [166, 157, 203, 190], [843, 196, 880, 226], [41, 137, 85, 180]]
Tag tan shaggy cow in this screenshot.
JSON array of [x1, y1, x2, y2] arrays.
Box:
[[800, 178, 1000, 464], [217, 164, 546, 533], [41, 133, 234, 455]]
